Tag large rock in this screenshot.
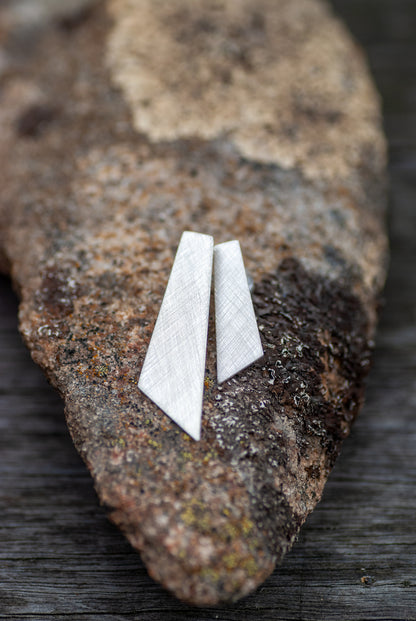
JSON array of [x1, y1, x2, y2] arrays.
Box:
[[0, 0, 388, 605]]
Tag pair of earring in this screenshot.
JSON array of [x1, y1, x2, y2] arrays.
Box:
[[138, 231, 263, 440]]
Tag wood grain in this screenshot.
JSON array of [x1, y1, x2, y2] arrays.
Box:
[[1, 1, 416, 618]]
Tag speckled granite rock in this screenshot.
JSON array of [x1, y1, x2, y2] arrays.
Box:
[[0, 0, 388, 606]]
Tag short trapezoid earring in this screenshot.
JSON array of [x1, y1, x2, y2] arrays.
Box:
[[214, 240, 263, 384]]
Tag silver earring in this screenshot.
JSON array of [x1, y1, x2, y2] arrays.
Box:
[[139, 233, 263, 440], [214, 240, 263, 384], [138, 231, 213, 441]]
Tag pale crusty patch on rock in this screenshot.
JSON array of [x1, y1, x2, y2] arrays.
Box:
[[106, 0, 385, 183]]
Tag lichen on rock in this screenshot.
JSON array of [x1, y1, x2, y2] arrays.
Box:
[[107, 0, 385, 183]]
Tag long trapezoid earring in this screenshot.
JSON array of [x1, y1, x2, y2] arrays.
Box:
[[138, 231, 213, 441]]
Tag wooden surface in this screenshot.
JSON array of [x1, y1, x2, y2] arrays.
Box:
[[1, 1, 415, 619]]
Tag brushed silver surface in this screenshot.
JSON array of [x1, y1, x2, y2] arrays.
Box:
[[138, 231, 214, 440], [214, 240, 263, 384]]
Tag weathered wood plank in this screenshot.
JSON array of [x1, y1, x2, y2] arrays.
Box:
[[1, 0, 416, 618]]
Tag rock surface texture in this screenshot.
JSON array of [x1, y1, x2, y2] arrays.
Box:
[[0, 0, 388, 606]]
